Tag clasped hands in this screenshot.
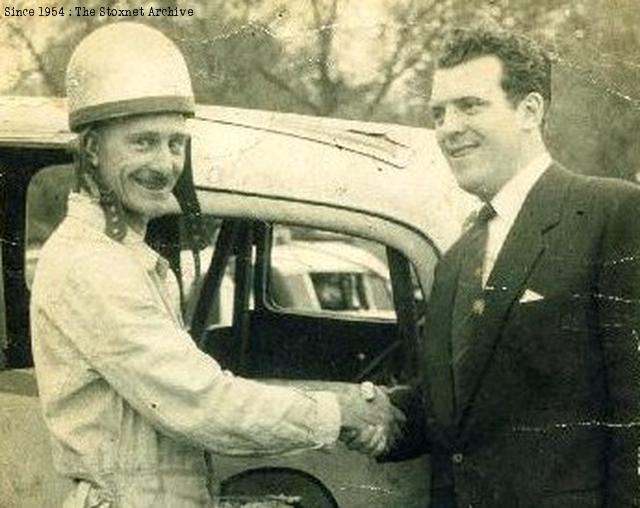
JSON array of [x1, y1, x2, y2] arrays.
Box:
[[336, 382, 405, 457]]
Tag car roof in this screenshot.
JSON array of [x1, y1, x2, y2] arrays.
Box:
[[0, 95, 422, 160], [0, 96, 476, 252], [191, 109, 476, 252], [0, 96, 73, 147]]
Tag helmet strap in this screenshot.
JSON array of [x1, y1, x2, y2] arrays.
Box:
[[172, 138, 207, 287], [98, 187, 127, 242], [75, 130, 128, 242]]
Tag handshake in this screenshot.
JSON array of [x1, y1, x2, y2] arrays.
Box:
[[335, 382, 406, 457]]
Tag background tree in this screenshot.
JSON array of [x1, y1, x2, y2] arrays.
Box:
[[2, 0, 640, 180]]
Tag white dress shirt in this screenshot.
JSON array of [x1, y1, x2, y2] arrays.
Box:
[[482, 151, 552, 286], [31, 193, 341, 507]]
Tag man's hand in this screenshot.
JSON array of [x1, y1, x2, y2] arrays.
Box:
[[336, 382, 406, 457]]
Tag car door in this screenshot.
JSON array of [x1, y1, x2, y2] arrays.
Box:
[[169, 212, 435, 508], [1, 154, 73, 508], [183, 219, 425, 383]]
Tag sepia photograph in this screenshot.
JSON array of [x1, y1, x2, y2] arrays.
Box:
[[0, 1, 639, 507]]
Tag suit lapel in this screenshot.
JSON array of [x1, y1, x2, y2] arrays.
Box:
[[424, 238, 467, 427], [454, 164, 572, 422]]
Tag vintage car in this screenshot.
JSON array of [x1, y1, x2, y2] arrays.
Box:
[[0, 96, 475, 507]]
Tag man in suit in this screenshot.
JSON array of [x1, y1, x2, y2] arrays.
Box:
[[384, 25, 640, 507]]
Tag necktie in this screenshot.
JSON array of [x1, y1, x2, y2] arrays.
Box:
[[451, 204, 496, 396]]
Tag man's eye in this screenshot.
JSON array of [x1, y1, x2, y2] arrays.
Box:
[[169, 137, 187, 155], [132, 136, 154, 150], [459, 100, 485, 114], [430, 107, 444, 124]]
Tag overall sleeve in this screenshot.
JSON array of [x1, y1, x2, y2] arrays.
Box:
[[45, 250, 341, 457]]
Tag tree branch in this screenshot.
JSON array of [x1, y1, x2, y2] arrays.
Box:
[[365, 0, 435, 118], [255, 64, 322, 115], [5, 20, 63, 95], [310, 0, 340, 115], [310, 0, 323, 30]]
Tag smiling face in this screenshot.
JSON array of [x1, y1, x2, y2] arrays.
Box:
[[430, 55, 528, 200], [88, 113, 188, 228]]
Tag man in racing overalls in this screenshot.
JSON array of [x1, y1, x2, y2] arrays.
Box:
[[31, 22, 398, 507]]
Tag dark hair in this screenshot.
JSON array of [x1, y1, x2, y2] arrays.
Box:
[[437, 25, 551, 113]]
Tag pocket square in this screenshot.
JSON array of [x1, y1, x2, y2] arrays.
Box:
[[519, 289, 544, 303]]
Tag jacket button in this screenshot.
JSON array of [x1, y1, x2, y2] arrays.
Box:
[[452, 453, 464, 464]]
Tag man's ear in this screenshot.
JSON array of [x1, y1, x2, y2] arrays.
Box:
[[517, 92, 545, 131], [83, 129, 100, 167]]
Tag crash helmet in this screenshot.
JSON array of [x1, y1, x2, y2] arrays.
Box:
[[66, 22, 195, 132]]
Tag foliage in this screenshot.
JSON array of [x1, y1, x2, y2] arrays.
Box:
[[2, 0, 640, 179]]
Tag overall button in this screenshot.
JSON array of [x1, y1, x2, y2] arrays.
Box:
[[452, 453, 464, 464]]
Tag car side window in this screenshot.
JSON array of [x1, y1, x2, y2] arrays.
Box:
[[181, 220, 430, 329], [266, 225, 397, 321], [180, 218, 240, 329], [25, 164, 75, 288]]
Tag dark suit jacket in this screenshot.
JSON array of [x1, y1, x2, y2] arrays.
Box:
[[386, 165, 640, 507]]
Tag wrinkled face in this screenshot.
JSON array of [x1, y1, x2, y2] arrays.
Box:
[[89, 113, 188, 223], [430, 56, 526, 200]]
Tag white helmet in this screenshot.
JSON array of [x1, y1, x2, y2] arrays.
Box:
[[66, 22, 195, 132]]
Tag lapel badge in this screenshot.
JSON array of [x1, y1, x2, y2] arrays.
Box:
[[472, 298, 485, 316]]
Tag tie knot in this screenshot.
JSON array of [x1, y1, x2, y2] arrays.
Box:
[[477, 203, 496, 224], [463, 204, 496, 232]]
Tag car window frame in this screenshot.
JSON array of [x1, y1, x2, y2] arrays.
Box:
[[5, 149, 72, 369], [255, 223, 398, 322]]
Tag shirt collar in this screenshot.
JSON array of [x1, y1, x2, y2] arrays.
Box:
[[490, 151, 552, 222], [66, 192, 169, 277]]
